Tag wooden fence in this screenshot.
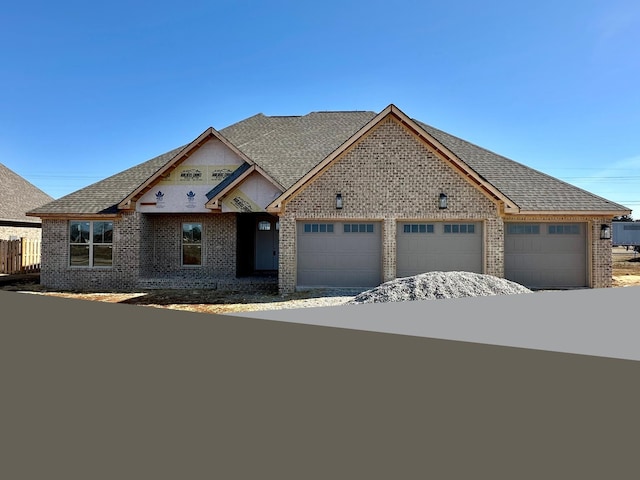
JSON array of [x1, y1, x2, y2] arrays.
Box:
[[0, 238, 41, 274]]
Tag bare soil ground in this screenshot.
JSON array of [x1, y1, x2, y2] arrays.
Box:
[[3, 247, 640, 314], [611, 247, 640, 287], [0, 279, 358, 314]]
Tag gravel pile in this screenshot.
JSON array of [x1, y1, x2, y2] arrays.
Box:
[[348, 271, 532, 304]]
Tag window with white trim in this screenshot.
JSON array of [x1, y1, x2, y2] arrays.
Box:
[[69, 221, 113, 267], [182, 223, 202, 266]]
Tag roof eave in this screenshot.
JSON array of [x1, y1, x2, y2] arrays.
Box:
[[25, 212, 119, 220], [0, 218, 42, 226], [508, 209, 632, 217]]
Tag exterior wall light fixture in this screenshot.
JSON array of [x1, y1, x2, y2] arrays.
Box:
[[439, 193, 448, 209], [336, 193, 343, 209], [600, 224, 611, 240]]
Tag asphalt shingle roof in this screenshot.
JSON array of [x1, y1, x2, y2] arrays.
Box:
[[221, 111, 377, 189], [26, 108, 630, 216], [0, 163, 53, 223], [415, 120, 629, 212], [205, 162, 251, 200], [28, 146, 186, 216]]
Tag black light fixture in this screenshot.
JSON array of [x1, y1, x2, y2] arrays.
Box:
[[600, 224, 611, 240], [336, 193, 343, 209], [439, 193, 448, 209]]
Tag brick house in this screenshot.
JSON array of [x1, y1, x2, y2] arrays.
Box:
[[1, 162, 53, 241], [27, 104, 631, 293]]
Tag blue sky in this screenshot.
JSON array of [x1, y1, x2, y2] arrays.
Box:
[[2, 0, 639, 216]]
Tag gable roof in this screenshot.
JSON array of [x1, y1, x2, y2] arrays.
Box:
[[27, 111, 378, 217], [268, 105, 519, 213], [220, 111, 377, 189], [0, 162, 53, 223], [26, 104, 631, 218], [116, 127, 269, 210]]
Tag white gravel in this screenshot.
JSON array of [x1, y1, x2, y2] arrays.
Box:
[[347, 271, 532, 305]]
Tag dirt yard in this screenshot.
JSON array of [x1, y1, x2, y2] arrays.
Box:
[[3, 247, 640, 314], [611, 247, 640, 287]]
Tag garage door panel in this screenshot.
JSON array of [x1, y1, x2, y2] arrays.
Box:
[[305, 255, 329, 269], [504, 223, 587, 288], [297, 221, 381, 288], [397, 222, 483, 278]]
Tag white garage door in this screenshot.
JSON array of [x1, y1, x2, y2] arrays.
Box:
[[396, 222, 483, 278], [504, 223, 587, 288], [297, 221, 382, 288]]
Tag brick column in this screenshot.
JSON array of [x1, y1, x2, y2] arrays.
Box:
[[485, 216, 504, 277], [591, 218, 612, 288], [278, 214, 297, 295], [382, 217, 396, 282]]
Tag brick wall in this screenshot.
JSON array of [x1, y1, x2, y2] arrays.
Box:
[[0, 225, 42, 241], [279, 116, 500, 293], [41, 213, 141, 291], [40, 212, 241, 291], [138, 213, 237, 288]]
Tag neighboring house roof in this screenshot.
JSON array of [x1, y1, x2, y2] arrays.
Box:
[[0, 162, 53, 224], [26, 104, 631, 217]]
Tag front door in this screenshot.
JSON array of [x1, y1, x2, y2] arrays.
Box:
[[255, 217, 279, 271]]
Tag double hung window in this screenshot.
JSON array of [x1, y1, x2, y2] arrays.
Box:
[[69, 221, 113, 267]]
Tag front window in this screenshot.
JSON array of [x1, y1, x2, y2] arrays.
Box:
[[182, 223, 202, 266], [69, 221, 113, 267]]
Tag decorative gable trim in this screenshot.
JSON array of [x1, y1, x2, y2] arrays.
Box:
[[204, 164, 284, 210], [117, 127, 255, 210], [266, 104, 520, 214]]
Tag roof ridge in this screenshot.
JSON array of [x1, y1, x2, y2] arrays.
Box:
[[307, 110, 377, 114]]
